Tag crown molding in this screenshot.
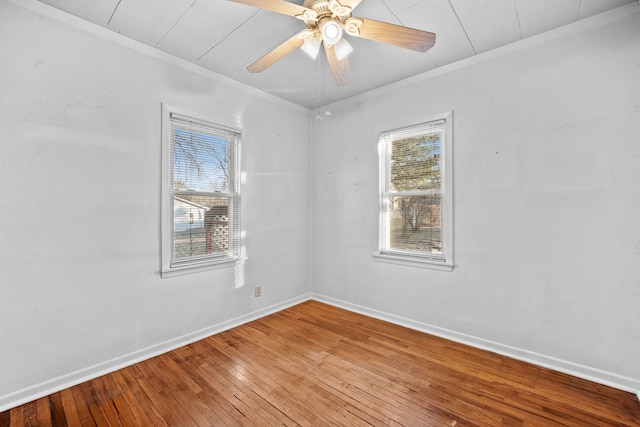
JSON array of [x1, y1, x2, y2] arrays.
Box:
[[5, 0, 309, 113], [322, 1, 639, 111]]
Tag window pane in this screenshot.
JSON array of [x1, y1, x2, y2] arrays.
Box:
[[377, 113, 452, 269], [172, 126, 230, 193], [173, 195, 230, 261], [390, 133, 442, 191], [388, 195, 442, 254]]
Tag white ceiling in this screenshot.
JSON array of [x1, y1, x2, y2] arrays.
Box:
[[37, 0, 635, 108]]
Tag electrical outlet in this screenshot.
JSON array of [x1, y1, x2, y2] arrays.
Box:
[[254, 285, 262, 297]]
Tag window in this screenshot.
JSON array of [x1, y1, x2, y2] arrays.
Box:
[[376, 112, 453, 271], [161, 104, 241, 277]]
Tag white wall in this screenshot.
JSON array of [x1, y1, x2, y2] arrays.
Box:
[[0, 1, 311, 408], [311, 8, 640, 390]]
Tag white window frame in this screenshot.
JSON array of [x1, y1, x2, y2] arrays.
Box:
[[375, 111, 454, 271], [160, 104, 241, 278]]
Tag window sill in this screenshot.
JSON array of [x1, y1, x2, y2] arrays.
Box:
[[373, 252, 454, 272], [161, 257, 238, 278]]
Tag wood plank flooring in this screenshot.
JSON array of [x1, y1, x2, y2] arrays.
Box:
[[1, 300, 639, 426]]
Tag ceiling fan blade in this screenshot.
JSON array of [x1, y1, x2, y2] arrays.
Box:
[[228, 0, 313, 18], [247, 32, 305, 73], [354, 18, 436, 52], [324, 42, 351, 86]]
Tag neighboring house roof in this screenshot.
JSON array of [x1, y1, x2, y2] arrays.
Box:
[[174, 196, 209, 210]]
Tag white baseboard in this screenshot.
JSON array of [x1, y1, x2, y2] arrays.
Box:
[[0, 293, 311, 413], [3, 291, 638, 413], [311, 293, 640, 395]]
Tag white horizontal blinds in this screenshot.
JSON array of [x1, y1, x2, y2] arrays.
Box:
[[380, 118, 447, 260], [169, 112, 240, 266], [169, 113, 238, 193]]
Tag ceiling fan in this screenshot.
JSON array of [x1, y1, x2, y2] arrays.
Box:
[[228, 0, 436, 86]]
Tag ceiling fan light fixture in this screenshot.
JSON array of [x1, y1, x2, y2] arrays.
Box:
[[333, 37, 353, 61], [300, 36, 321, 60], [320, 18, 342, 45]]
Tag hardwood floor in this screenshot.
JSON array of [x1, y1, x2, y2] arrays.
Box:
[[1, 300, 639, 426]]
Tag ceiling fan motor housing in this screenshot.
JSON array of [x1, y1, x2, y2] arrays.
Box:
[[297, 0, 363, 48]]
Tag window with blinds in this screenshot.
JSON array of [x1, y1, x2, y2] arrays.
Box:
[[377, 112, 453, 271], [161, 105, 241, 277]]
